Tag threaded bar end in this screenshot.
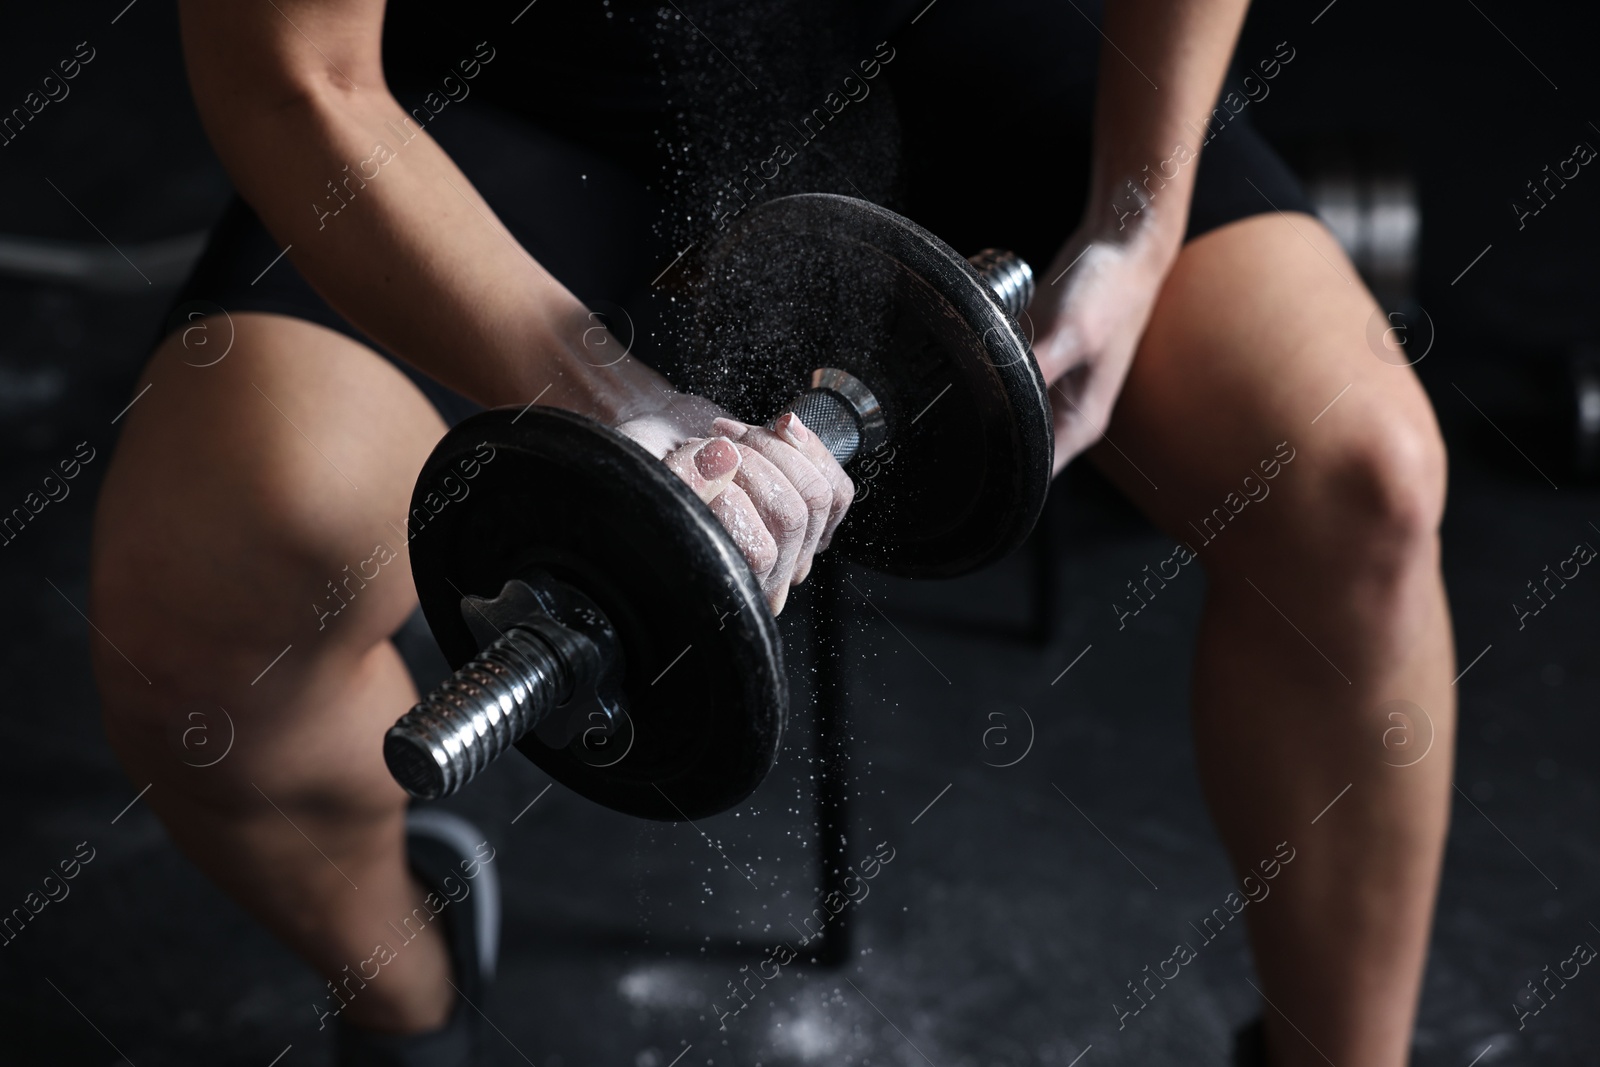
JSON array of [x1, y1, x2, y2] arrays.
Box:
[[384, 626, 571, 799], [968, 248, 1035, 318]]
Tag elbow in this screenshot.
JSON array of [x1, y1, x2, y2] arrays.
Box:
[[260, 64, 387, 113], [183, 33, 389, 147], [195, 69, 389, 132], [190, 70, 395, 179]]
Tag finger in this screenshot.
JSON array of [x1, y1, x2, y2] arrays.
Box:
[[719, 415, 836, 584], [1052, 379, 1123, 473], [1051, 406, 1088, 473], [724, 443, 808, 613], [1030, 314, 1088, 384], [662, 436, 779, 588], [706, 482, 779, 588], [662, 436, 742, 504], [770, 412, 855, 558], [707, 435, 806, 614]]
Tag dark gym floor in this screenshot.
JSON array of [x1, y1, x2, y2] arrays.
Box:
[[3, 2, 1598, 1066]]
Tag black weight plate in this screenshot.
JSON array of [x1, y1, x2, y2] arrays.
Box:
[[408, 406, 784, 821], [690, 193, 1054, 578]]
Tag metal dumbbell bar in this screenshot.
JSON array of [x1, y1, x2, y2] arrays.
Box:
[[386, 194, 1052, 818]]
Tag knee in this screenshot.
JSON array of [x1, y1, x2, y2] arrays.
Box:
[[1209, 410, 1447, 591], [1319, 412, 1448, 577]]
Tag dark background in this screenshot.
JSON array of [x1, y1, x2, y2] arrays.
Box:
[[1, 1, 1596, 1065]]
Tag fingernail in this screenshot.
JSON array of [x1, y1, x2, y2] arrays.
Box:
[[695, 437, 741, 480], [777, 413, 810, 443], [712, 417, 751, 439]]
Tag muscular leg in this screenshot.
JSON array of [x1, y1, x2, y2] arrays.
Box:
[[90, 315, 456, 1032], [1091, 214, 1453, 1066]]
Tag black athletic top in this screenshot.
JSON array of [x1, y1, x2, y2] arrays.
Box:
[[372, 0, 950, 183], [169, 0, 1313, 426]]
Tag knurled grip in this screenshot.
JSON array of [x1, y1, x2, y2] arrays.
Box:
[[774, 367, 886, 467], [785, 388, 862, 465]]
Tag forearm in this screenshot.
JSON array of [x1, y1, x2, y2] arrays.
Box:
[[195, 81, 666, 421], [1086, 0, 1252, 248]]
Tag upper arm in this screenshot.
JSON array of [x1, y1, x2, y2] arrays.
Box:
[[178, 0, 390, 114]]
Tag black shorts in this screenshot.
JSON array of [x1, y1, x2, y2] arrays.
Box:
[[168, 0, 1313, 429]]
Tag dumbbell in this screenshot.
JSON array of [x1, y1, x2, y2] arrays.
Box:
[[1296, 136, 1419, 314], [383, 193, 1053, 820], [1564, 346, 1600, 478]]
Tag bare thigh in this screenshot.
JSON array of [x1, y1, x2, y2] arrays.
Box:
[[1092, 212, 1446, 622], [90, 312, 449, 805]]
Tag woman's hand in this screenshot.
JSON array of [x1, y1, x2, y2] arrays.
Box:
[[613, 392, 854, 615], [1029, 219, 1183, 474]]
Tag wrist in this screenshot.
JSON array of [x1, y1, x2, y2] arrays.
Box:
[[510, 294, 677, 426], [1083, 147, 1196, 258], [609, 393, 727, 459], [1083, 181, 1188, 261]]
